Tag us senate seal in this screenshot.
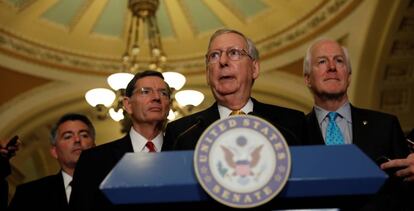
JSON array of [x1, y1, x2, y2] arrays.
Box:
[[194, 115, 291, 208]]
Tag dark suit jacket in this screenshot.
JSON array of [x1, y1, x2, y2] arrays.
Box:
[[306, 105, 412, 210], [306, 105, 409, 160], [1, 157, 11, 210], [163, 98, 307, 151], [69, 135, 133, 211], [8, 172, 69, 211]]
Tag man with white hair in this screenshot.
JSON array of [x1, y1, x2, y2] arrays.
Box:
[[303, 38, 414, 210]]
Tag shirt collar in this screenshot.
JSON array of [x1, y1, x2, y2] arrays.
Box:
[[129, 127, 163, 152], [218, 98, 253, 119], [314, 101, 352, 124]]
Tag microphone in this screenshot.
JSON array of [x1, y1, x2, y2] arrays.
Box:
[[248, 111, 301, 145], [173, 117, 205, 150]]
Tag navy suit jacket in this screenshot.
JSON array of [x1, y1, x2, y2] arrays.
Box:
[[8, 172, 69, 211], [163, 98, 307, 151], [306, 105, 412, 210], [70, 135, 133, 211]]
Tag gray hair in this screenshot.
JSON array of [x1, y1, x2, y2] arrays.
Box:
[[303, 38, 352, 76], [206, 28, 259, 65]]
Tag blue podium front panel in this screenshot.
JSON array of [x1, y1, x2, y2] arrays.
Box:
[[100, 145, 387, 205]]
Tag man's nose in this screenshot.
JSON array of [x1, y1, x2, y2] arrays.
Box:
[[151, 91, 162, 102], [152, 90, 161, 99], [219, 52, 229, 66], [74, 135, 81, 142], [328, 60, 337, 71]]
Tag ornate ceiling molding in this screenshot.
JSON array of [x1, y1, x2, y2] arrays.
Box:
[[0, 0, 362, 76]]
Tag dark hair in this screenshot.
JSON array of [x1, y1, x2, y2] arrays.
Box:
[[125, 70, 171, 97], [50, 113, 95, 145]]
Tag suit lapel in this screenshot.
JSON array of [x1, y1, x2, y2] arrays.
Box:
[[350, 105, 370, 148], [179, 103, 219, 150], [251, 98, 267, 118], [113, 135, 134, 158], [54, 172, 70, 209], [306, 109, 325, 145], [202, 103, 221, 126]]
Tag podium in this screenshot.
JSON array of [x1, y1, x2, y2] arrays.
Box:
[[100, 145, 387, 209]]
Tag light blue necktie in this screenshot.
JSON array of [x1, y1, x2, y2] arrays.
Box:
[[325, 112, 345, 145]]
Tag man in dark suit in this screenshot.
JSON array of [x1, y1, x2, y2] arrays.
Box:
[[0, 136, 19, 209], [69, 70, 171, 210], [406, 128, 414, 152], [8, 113, 96, 210], [163, 29, 307, 151], [303, 38, 414, 209]]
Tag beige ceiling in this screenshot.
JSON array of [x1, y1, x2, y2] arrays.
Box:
[[1, 0, 414, 197]]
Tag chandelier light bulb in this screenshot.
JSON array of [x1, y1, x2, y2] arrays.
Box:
[[85, 88, 116, 107], [131, 44, 140, 55], [152, 48, 160, 56], [107, 73, 134, 91], [130, 63, 139, 72], [162, 71, 186, 90], [148, 63, 157, 70], [159, 54, 167, 63], [109, 108, 124, 121], [122, 53, 130, 63], [175, 90, 204, 107]]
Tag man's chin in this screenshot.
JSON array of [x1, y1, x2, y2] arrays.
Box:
[[215, 87, 238, 96], [317, 91, 346, 101]]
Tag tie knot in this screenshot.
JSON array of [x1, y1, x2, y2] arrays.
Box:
[[230, 110, 246, 116], [328, 112, 338, 121], [146, 141, 156, 152]]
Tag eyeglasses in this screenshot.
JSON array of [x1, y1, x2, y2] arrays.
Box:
[[206, 48, 252, 64], [135, 87, 170, 98]]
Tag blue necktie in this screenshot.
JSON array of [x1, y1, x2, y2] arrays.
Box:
[[325, 112, 345, 145]]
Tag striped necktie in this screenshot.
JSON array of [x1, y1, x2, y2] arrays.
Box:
[[325, 112, 345, 145]]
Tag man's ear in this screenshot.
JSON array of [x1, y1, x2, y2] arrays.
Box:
[[252, 60, 260, 80], [304, 74, 311, 88], [123, 97, 132, 115], [206, 68, 211, 86], [50, 146, 58, 159]]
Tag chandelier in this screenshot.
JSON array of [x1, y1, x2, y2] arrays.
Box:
[[84, 0, 204, 122]]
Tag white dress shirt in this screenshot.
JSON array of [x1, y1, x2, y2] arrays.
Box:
[[218, 98, 253, 119], [129, 127, 163, 152], [62, 170, 72, 203]]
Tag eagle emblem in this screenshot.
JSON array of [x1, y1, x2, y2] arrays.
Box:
[[218, 136, 265, 185]]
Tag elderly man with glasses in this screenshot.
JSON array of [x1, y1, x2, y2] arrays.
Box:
[[163, 28, 308, 151]]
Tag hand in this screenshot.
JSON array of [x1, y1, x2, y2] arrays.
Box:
[[0, 136, 21, 159], [381, 153, 414, 182]]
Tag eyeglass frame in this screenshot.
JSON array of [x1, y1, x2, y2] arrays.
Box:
[[205, 47, 253, 64], [133, 87, 171, 99]]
